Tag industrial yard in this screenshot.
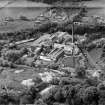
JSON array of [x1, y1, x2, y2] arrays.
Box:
[[1, 0, 105, 105]]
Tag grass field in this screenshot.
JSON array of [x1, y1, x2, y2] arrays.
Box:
[[89, 48, 102, 63]]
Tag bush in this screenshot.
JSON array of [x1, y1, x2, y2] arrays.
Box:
[[75, 66, 86, 78]]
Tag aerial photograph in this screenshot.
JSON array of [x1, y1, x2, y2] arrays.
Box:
[[0, 0, 105, 105]]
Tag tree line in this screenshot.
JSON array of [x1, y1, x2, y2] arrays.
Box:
[[27, 0, 92, 4], [0, 69, 105, 105]]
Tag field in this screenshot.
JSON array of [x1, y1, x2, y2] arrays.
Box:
[[89, 48, 102, 63], [0, 20, 36, 33]]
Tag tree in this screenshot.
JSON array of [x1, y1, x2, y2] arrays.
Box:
[[75, 66, 86, 78], [97, 83, 105, 91], [99, 98, 105, 105], [97, 83, 105, 105], [59, 77, 84, 86], [34, 99, 47, 105], [97, 83, 105, 101], [7, 90, 20, 105], [74, 87, 85, 105], [50, 78, 60, 85], [83, 86, 99, 105], [20, 87, 38, 105], [20, 94, 34, 104], [3, 48, 28, 63], [84, 77, 100, 87], [42, 86, 59, 105], [19, 15, 29, 21], [0, 58, 16, 68], [0, 90, 8, 105], [65, 85, 77, 105], [54, 88, 65, 102], [101, 44, 105, 58], [47, 63, 59, 70]]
